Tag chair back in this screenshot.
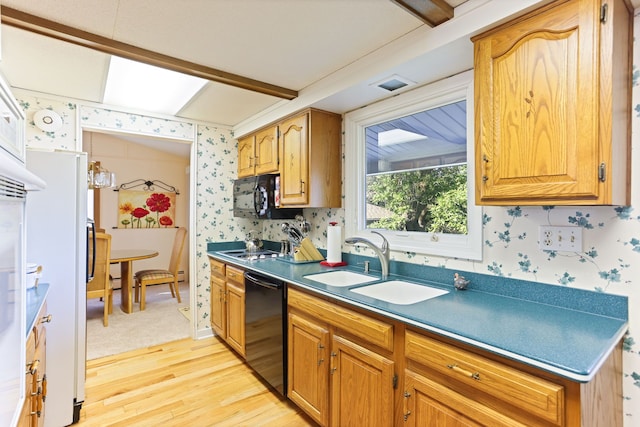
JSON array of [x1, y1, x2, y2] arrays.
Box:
[[87, 232, 111, 293], [168, 227, 187, 275]]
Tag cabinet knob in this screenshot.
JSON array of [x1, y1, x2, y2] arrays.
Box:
[[40, 314, 52, 324]]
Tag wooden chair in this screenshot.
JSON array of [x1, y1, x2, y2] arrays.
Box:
[[134, 227, 187, 311], [87, 232, 113, 326]]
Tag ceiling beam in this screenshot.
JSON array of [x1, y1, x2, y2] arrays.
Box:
[[0, 6, 298, 100], [389, 0, 454, 27]]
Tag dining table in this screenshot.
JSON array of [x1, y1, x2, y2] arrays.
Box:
[[110, 249, 159, 314]]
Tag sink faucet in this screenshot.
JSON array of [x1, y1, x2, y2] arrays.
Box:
[[345, 231, 390, 279]]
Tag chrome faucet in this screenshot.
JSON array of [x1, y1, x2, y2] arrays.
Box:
[[345, 231, 390, 279]]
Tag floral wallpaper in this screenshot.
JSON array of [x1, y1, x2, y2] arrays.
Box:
[[14, 10, 640, 425], [80, 105, 194, 140], [14, 89, 78, 151]]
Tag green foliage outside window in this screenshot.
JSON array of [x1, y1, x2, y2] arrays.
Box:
[[366, 164, 467, 234]]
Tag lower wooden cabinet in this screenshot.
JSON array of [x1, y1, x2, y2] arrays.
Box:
[[330, 334, 395, 427], [209, 258, 245, 357], [288, 312, 330, 426], [404, 330, 563, 427], [19, 302, 49, 427], [287, 287, 395, 427], [286, 286, 623, 427]]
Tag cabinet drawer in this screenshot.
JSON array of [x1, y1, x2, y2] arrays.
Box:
[[289, 287, 393, 351], [405, 330, 564, 426], [225, 265, 244, 286], [209, 258, 226, 278]]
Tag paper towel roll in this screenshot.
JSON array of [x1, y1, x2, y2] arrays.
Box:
[[326, 223, 342, 263]]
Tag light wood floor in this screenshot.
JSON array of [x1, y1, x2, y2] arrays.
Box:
[[77, 336, 316, 426]]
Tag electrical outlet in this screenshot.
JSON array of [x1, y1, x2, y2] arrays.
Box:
[[538, 226, 582, 252]]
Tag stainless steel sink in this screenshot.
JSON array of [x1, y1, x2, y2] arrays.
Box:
[[303, 270, 380, 287], [351, 280, 448, 305]]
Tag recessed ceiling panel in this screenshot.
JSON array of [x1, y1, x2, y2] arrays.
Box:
[[177, 82, 283, 127], [0, 25, 110, 102]]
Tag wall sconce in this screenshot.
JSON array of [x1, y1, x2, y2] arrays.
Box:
[[88, 161, 116, 189]]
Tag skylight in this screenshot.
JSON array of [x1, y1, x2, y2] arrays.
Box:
[[103, 56, 207, 116], [378, 129, 428, 146]]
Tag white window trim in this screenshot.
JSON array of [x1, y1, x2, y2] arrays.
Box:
[[344, 70, 482, 261]]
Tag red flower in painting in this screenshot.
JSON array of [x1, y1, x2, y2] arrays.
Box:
[[146, 193, 171, 213], [159, 216, 173, 227], [131, 207, 149, 218]]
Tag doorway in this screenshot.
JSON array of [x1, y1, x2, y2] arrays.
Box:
[[82, 130, 194, 359]]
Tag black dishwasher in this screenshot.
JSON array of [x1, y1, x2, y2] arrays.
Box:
[[243, 271, 287, 397]]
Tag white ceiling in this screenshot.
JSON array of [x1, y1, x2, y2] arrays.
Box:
[[2, 0, 635, 154]]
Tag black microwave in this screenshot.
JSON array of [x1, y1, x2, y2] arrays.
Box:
[[233, 174, 302, 219]]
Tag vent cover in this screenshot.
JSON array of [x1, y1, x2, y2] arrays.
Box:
[[373, 74, 416, 92]]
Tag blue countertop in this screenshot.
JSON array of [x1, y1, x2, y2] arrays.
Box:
[[26, 283, 49, 336], [207, 243, 628, 383]]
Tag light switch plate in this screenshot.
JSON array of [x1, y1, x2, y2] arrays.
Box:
[[538, 225, 582, 252]]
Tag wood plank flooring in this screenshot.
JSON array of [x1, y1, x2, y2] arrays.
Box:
[[77, 336, 316, 426]]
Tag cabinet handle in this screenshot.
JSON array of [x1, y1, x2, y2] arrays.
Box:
[[403, 390, 412, 421], [41, 374, 47, 402], [318, 343, 325, 365], [26, 359, 40, 376], [300, 180, 305, 195], [40, 314, 53, 324], [447, 363, 481, 381], [36, 386, 43, 417]]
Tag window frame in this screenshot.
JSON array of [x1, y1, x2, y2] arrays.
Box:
[[344, 70, 482, 261]]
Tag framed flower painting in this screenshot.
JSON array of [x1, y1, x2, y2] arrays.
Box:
[[117, 189, 176, 228]]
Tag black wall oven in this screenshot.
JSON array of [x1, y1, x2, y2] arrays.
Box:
[[243, 271, 287, 396]]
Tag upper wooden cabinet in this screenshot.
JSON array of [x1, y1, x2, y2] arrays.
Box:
[[473, 0, 631, 205], [237, 108, 342, 207], [237, 126, 279, 178], [279, 109, 342, 208]]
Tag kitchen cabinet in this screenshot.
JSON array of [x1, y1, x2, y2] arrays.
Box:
[[473, 0, 631, 205], [209, 259, 245, 357], [237, 126, 279, 178], [209, 259, 226, 339], [287, 287, 395, 427], [288, 312, 330, 426], [403, 328, 623, 427], [19, 302, 50, 427], [279, 109, 342, 208], [330, 334, 395, 427]]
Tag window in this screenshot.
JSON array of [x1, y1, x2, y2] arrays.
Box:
[[344, 70, 482, 260]]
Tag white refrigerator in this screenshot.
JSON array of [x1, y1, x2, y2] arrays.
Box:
[[26, 150, 88, 426]]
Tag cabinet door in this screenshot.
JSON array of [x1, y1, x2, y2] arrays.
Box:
[[210, 276, 227, 340], [287, 312, 330, 427], [226, 280, 246, 357], [34, 328, 46, 427], [237, 136, 255, 178], [330, 334, 395, 427], [474, 0, 600, 204], [279, 113, 309, 205], [404, 370, 525, 427], [254, 126, 279, 175], [18, 332, 36, 427]]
